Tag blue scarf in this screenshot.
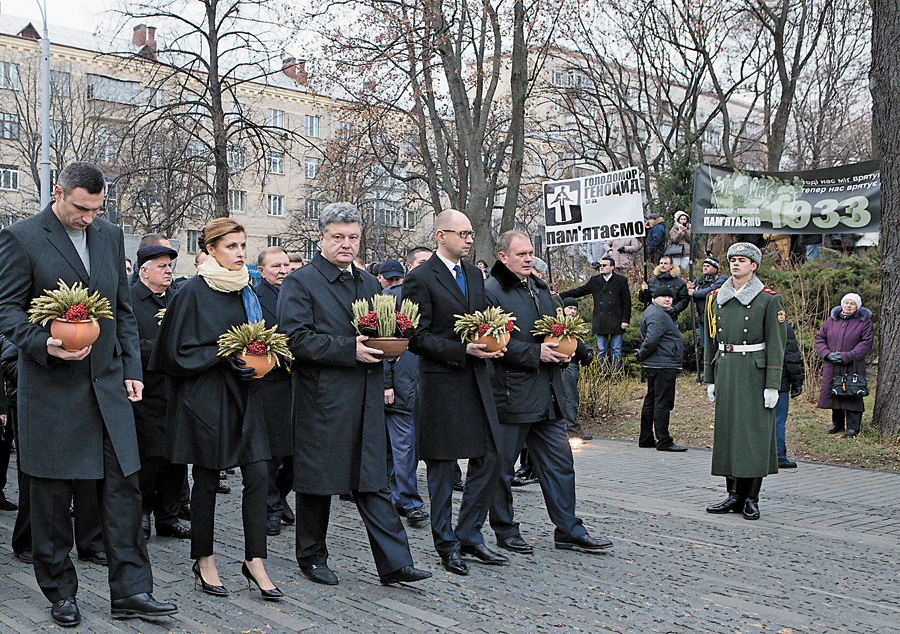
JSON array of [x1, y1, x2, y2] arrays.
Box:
[[242, 286, 263, 323]]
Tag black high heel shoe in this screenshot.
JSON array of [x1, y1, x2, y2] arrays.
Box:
[[241, 562, 284, 601], [192, 560, 229, 596]]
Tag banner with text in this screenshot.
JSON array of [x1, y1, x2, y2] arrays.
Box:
[[692, 161, 880, 234], [542, 167, 645, 247]]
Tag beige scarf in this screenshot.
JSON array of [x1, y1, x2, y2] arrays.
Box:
[[197, 255, 249, 292]]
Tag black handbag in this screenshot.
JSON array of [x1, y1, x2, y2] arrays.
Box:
[[830, 360, 869, 397]]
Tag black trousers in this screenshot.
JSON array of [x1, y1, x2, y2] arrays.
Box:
[[426, 429, 501, 555], [138, 456, 186, 529], [489, 419, 586, 543], [191, 461, 268, 561], [30, 430, 152, 603], [266, 456, 293, 517], [831, 409, 863, 433], [639, 367, 677, 448], [295, 489, 413, 576]]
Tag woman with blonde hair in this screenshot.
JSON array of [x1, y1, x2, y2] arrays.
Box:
[[150, 218, 282, 600]]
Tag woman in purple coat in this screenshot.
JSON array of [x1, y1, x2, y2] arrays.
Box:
[[814, 293, 874, 438]]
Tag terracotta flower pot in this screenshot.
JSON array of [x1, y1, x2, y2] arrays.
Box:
[[238, 352, 276, 378], [51, 318, 100, 352], [544, 335, 577, 357], [472, 331, 510, 352], [366, 337, 409, 361]]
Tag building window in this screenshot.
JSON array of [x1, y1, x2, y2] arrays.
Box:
[[305, 115, 320, 138], [0, 165, 19, 191], [0, 62, 19, 90], [404, 209, 417, 230], [104, 181, 118, 217], [267, 236, 284, 248], [143, 87, 164, 107], [302, 239, 317, 263], [305, 157, 319, 179], [95, 126, 118, 163], [374, 200, 401, 227], [228, 146, 245, 170], [87, 74, 139, 105], [267, 108, 285, 129], [50, 71, 70, 97], [0, 112, 18, 140], [187, 140, 205, 159], [229, 189, 247, 213], [267, 151, 284, 175], [305, 198, 319, 219], [187, 229, 200, 254], [267, 194, 284, 217]]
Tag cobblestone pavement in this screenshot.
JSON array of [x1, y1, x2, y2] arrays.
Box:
[[1, 439, 898, 633]]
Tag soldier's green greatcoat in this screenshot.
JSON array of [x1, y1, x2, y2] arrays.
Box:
[[703, 275, 786, 477]]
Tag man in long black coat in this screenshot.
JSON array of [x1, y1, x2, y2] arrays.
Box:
[[485, 231, 613, 555], [277, 202, 429, 587], [402, 209, 507, 575], [130, 244, 190, 540], [0, 163, 176, 627]]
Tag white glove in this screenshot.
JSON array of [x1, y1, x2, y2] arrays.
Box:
[[763, 388, 778, 409], [707, 384, 716, 403]]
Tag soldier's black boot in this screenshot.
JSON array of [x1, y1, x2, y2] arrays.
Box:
[[706, 477, 743, 513], [742, 477, 762, 520]]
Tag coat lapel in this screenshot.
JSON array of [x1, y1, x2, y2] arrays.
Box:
[[87, 222, 107, 290], [41, 206, 89, 284]]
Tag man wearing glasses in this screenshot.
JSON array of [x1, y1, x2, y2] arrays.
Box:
[[559, 255, 631, 372], [402, 209, 508, 575]]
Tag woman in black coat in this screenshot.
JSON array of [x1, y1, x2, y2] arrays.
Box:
[[149, 218, 282, 600]]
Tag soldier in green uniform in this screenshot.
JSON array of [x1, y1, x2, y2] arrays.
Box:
[[703, 242, 786, 520]]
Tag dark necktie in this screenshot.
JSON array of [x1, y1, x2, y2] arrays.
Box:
[[454, 264, 467, 297]]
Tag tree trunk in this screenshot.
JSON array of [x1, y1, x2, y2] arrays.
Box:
[[870, 0, 900, 437]]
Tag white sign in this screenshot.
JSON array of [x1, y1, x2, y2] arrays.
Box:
[[542, 167, 645, 247]]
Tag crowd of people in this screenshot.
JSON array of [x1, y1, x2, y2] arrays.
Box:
[[0, 162, 876, 628]]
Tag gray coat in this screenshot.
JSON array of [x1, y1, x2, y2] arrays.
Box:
[[277, 253, 388, 495], [637, 301, 684, 368], [0, 205, 142, 479]]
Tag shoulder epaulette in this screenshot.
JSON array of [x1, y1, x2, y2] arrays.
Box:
[[763, 287, 778, 295], [710, 289, 719, 295]]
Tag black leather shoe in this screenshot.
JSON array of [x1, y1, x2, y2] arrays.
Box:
[[219, 470, 228, 480], [555, 534, 613, 553], [16, 550, 33, 564], [0, 495, 18, 511], [742, 498, 760, 520], [300, 563, 338, 585], [511, 475, 539, 487], [339, 492, 354, 501], [440, 550, 468, 575], [216, 484, 231, 494], [50, 596, 80, 627], [281, 498, 295, 525], [406, 507, 429, 526], [706, 495, 743, 513], [192, 560, 228, 596], [141, 512, 151, 540], [242, 562, 284, 600], [178, 504, 191, 521], [460, 543, 508, 565], [843, 430, 858, 438], [778, 459, 798, 469], [827, 425, 844, 434], [452, 478, 465, 492], [157, 522, 192, 539], [497, 535, 533, 554], [380, 565, 432, 585], [657, 444, 689, 452], [580, 433, 593, 440], [638, 442, 657, 448], [79, 551, 108, 566], [266, 515, 282, 536], [110, 592, 177, 620]]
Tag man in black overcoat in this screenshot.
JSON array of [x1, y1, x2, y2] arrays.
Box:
[[130, 243, 191, 540], [0, 163, 176, 627], [485, 231, 613, 555], [277, 202, 429, 586], [254, 246, 296, 536], [402, 209, 508, 575]]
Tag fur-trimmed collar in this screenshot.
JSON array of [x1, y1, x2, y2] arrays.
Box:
[[717, 275, 764, 306], [652, 264, 682, 278], [830, 306, 872, 322], [490, 259, 549, 292]]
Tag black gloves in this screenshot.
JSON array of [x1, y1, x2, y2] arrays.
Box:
[[790, 384, 803, 398], [580, 347, 595, 367], [223, 355, 257, 381], [826, 351, 843, 364]]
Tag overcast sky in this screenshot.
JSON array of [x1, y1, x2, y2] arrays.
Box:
[[15, 0, 113, 34]]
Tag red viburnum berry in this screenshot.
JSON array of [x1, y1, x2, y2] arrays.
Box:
[[550, 323, 565, 337], [477, 323, 490, 336], [505, 320, 516, 332], [247, 341, 267, 356], [358, 311, 378, 328], [396, 313, 412, 330], [64, 304, 89, 321]]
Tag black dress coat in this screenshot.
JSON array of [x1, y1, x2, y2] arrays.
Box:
[[485, 261, 564, 425], [129, 281, 174, 459], [559, 271, 632, 335], [0, 205, 142, 479], [254, 278, 293, 458], [401, 254, 502, 460], [276, 253, 388, 495], [148, 275, 269, 470]]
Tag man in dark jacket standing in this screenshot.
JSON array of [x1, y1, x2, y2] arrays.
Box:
[[636, 287, 688, 451], [638, 255, 689, 320], [402, 209, 507, 575], [645, 214, 666, 265], [0, 162, 176, 627], [775, 323, 804, 469], [278, 202, 429, 587], [688, 257, 727, 342], [131, 244, 191, 541], [485, 231, 613, 555], [559, 255, 630, 371]]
